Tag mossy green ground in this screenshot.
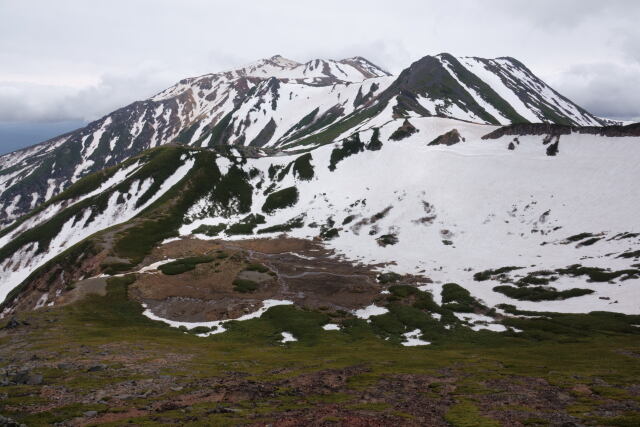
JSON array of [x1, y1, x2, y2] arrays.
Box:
[[1, 276, 639, 425], [158, 256, 215, 275]]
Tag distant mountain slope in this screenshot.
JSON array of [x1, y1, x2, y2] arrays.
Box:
[[0, 53, 612, 226], [1, 117, 639, 316]]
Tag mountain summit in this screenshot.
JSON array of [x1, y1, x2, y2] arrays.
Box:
[[0, 53, 614, 226], [199, 54, 392, 82]]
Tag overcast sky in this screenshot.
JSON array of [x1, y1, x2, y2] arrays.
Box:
[[1, 0, 639, 131]]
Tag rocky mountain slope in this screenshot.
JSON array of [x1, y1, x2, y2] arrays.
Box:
[[1, 115, 639, 325], [0, 53, 612, 226]]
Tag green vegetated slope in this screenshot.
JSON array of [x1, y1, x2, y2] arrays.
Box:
[[1, 275, 640, 426]]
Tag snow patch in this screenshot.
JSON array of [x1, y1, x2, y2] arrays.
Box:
[[354, 304, 389, 319], [401, 329, 431, 346], [141, 299, 294, 337], [280, 332, 297, 343]]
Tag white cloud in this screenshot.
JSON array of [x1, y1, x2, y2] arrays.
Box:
[[0, 0, 638, 123]]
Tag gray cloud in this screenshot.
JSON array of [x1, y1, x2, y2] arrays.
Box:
[[547, 62, 640, 122], [0, 69, 177, 122], [0, 0, 638, 123], [495, 0, 634, 28]]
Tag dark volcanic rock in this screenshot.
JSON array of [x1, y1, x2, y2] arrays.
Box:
[[2, 317, 29, 329], [389, 119, 419, 141], [546, 137, 560, 156], [482, 122, 640, 139], [482, 123, 571, 139], [428, 129, 462, 146], [376, 234, 399, 247], [12, 370, 43, 385], [0, 414, 25, 427]]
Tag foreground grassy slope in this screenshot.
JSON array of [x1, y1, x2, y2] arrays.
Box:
[[1, 276, 639, 426]]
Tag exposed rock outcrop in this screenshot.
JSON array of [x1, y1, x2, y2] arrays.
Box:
[[482, 122, 640, 139], [428, 129, 462, 146]]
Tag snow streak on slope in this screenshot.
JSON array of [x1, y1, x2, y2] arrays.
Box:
[[438, 57, 511, 125], [142, 299, 294, 335], [0, 161, 143, 251], [0, 158, 195, 303], [181, 117, 640, 315], [221, 76, 393, 148]]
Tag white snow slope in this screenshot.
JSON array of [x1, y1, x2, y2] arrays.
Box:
[[181, 117, 640, 315]]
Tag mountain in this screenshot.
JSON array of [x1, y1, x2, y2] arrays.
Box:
[[1, 52, 638, 315], [0, 53, 612, 227], [1, 115, 639, 316], [1, 53, 640, 426]]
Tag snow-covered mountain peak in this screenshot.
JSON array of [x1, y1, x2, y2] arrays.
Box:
[[150, 55, 390, 104], [235, 55, 303, 78], [239, 55, 390, 82], [0, 52, 622, 227]]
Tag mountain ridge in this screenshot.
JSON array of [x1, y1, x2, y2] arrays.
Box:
[[0, 53, 618, 228]]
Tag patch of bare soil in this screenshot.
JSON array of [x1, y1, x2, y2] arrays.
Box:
[[131, 245, 281, 321], [1, 246, 109, 316], [131, 237, 400, 322], [57, 277, 107, 305], [224, 237, 322, 254]]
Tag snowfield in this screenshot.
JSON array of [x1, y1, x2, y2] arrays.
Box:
[[181, 116, 640, 315]]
